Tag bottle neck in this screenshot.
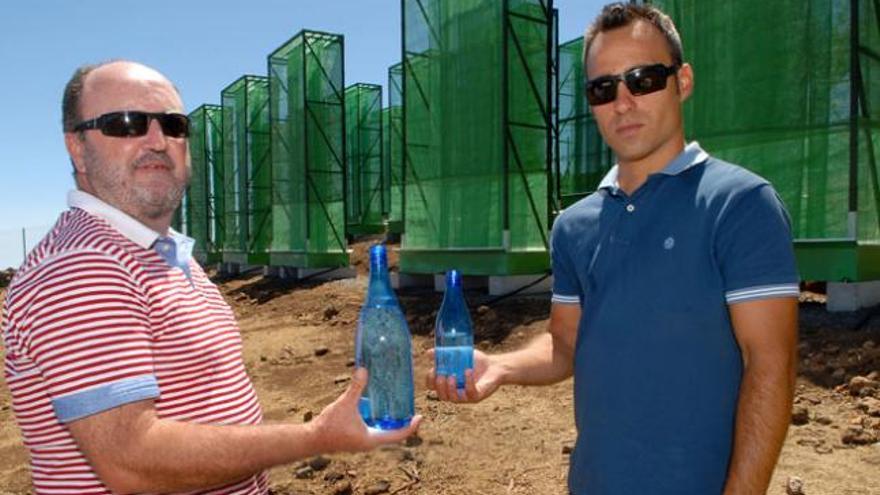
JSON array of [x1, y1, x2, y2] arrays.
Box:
[[366, 258, 397, 307], [440, 280, 470, 320]]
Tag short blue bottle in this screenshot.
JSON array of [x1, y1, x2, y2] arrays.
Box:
[[434, 269, 475, 389], [355, 244, 415, 430]]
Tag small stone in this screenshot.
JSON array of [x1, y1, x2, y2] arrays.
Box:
[[562, 444, 574, 455], [842, 426, 878, 445], [334, 374, 351, 385], [346, 358, 356, 367], [791, 406, 810, 426], [796, 438, 819, 447], [815, 415, 833, 426], [324, 471, 345, 483], [857, 397, 880, 417], [428, 438, 445, 445], [295, 465, 314, 479], [864, 340, 877, 350], [323, 305, 340, 320], [868, 371, 880, 381], [477, 305, 490, 315], [849, 376, 879, 396], [404, 434, 423, 447], [426, 390, 439, 401], [308, 455, 331, 471], [303, 410, 314, 422], [785, 476, 805, 495], [363, 480, 391, 495], [814, 444, 833, 454], [314, 346, 330, 357], [260, 355, 268, 362], [331, 480, 353, 495], [825, 344, 841, 355]]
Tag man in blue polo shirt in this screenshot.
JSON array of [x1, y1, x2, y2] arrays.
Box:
[[427, 3, 799, 494]]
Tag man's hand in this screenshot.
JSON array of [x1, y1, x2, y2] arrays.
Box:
[[310, 367, 422, 452], [425, 348, 506, 403]]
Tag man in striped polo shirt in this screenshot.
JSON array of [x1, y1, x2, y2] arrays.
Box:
[[2, 60, 420, 494], [428, 3, 799, 494]]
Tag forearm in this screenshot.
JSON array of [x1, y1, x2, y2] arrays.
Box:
[[723, 359, 796, 494], [494, 332, 574, 387], [97, 417, 323, 493]]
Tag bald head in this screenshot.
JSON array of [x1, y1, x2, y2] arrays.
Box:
[[62, 60, 182, 133]]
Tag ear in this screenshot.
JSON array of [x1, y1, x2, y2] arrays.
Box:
[[65, 132, 87, 176], [676, 63, 694, 103]]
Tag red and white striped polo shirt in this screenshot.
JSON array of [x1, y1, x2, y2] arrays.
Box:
[[2, 190, 267, 494]]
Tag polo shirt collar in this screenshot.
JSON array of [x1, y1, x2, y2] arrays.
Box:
[[67, 189, 162, 249], [597, 141, 710, 194]]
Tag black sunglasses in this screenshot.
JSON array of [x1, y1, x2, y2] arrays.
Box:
[[73, 111, 190, 138], [585, 63, 680, 106]]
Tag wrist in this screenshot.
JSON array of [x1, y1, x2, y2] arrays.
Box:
[[297, 420, 328, 457], [489, 353, 514, 386]]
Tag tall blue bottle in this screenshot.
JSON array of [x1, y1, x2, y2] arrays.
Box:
[[355, 244, 415, 430], [434, 269, 474, 389]]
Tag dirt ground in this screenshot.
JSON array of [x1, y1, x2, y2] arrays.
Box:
[[1, 240, 879, 495]]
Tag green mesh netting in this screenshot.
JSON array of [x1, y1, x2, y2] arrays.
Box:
[[221, 76, 271, 259], [382, 106, 393, 219], [187, 104, 224, 259], [387, 63, 405, 233], [345, 83, 386, 234], [403, 0, 552, 255], [652, 0, 880, 243], [268, 31, 347, 260], [556, 37, 614, 208]]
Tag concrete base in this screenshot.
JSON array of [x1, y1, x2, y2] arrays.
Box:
[[218, 262, 241, 276], [261, 266, 355, 281], [488, 274, 553, 296], [263, 266, 282, 277], [827, 281, 880, 312], [391, 272, 434, 290], [433, 274, 488, 292], [296, 266, 356, 281]]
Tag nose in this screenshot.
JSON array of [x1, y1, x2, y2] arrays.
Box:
[[613, 80, 636, 114], [143, 117, 168, 151]]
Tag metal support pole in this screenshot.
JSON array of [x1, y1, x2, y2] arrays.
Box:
[[849, 0, 860, 238]]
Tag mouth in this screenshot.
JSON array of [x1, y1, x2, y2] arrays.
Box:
[[136, 162, 172, 172], [133, 153, 174, 172], [615, 123, 643, 136]]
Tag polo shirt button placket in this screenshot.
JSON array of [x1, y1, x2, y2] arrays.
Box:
[[626, 203, 635, 213]]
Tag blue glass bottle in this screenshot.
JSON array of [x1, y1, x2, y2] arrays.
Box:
[[355, 244, 415, 430], [434, 269, 474, 389]]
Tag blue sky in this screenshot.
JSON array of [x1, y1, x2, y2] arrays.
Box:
[[0, 0, 605, 268]]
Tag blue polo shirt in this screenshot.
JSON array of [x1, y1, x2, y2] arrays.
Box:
[[551, 142, 799, 495]]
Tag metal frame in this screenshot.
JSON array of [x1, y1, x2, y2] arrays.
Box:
[[344, 82, 386, 236], [187, 104, 224, 263], [400, 0, 554, 275], [388, 62, 406, 234], [220, 75, 271, 265], [267, 29, 349, 268]]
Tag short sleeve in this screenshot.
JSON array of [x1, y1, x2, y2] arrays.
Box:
[[550, 217, 582, 305], [20, 250, 159, 422], [715, 185, 800, 304]]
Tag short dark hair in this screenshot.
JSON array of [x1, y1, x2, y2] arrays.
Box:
[[583, 2, 684, 69], [62, 63, 106, 133]]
